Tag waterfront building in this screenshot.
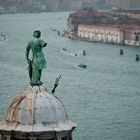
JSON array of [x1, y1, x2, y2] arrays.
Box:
[[106, 0, 140, 10], [130, 0, 140, 10], [124, 27, 140, 46], [78, 24, 124, 44], [0, 7, 5, 14], [78, 24, 140, 46], [67, 10, 96, 36], [67, 9, 140, 46]]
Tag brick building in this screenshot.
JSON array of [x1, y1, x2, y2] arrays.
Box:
[[124, 26, 140, 46]]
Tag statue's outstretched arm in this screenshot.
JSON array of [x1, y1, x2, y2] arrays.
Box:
[[39, 43, 47, 48], [39, 39, 47, 48], [43, 43, 47, 47]]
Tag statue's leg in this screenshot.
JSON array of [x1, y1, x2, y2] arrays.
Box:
[[38, 70, 42, 81], [29, 61, 32, 80], [30, 62, 40, 85]]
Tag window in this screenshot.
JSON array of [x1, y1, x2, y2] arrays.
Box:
[[62, 137, 67, 140], [12, 138, 30, 140], [96, 36, 98, 40], [0, 133, 2, 140], [135, 35, 139, 41]]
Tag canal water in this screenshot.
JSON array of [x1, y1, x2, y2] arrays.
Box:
[[0, 12, 140, 140]]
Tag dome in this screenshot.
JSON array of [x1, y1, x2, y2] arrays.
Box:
[[0, 86, 77, 135]]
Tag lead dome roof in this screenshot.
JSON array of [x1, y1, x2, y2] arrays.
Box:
[[0, 86, 76, 132]]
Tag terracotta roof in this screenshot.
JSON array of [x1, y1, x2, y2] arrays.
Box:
[[79, 24, 122, 31], [79, 24, 140, 31]]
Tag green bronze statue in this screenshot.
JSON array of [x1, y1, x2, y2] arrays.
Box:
[[26, 30, 47, 86]]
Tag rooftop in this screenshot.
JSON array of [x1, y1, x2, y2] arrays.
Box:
[[78, 24, 140, 31], [0, 86, 77, 133]]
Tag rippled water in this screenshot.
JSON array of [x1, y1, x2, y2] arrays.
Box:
[[0, 12, 140, 140]]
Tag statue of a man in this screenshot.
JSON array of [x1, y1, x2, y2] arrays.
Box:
[[26, 30, 47, 86]]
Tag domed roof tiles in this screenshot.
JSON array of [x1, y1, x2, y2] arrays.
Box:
[[0, 86, 77, 133]]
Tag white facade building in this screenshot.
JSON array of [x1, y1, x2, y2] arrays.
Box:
[[78, 24, 124, 44]]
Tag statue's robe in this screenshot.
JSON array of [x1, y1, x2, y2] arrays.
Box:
[[26, 38, 46, 85]]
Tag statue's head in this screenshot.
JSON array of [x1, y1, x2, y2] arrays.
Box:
[[33, 30, 41, 38]]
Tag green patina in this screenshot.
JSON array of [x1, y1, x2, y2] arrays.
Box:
[[26, 30, 47, 86]]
